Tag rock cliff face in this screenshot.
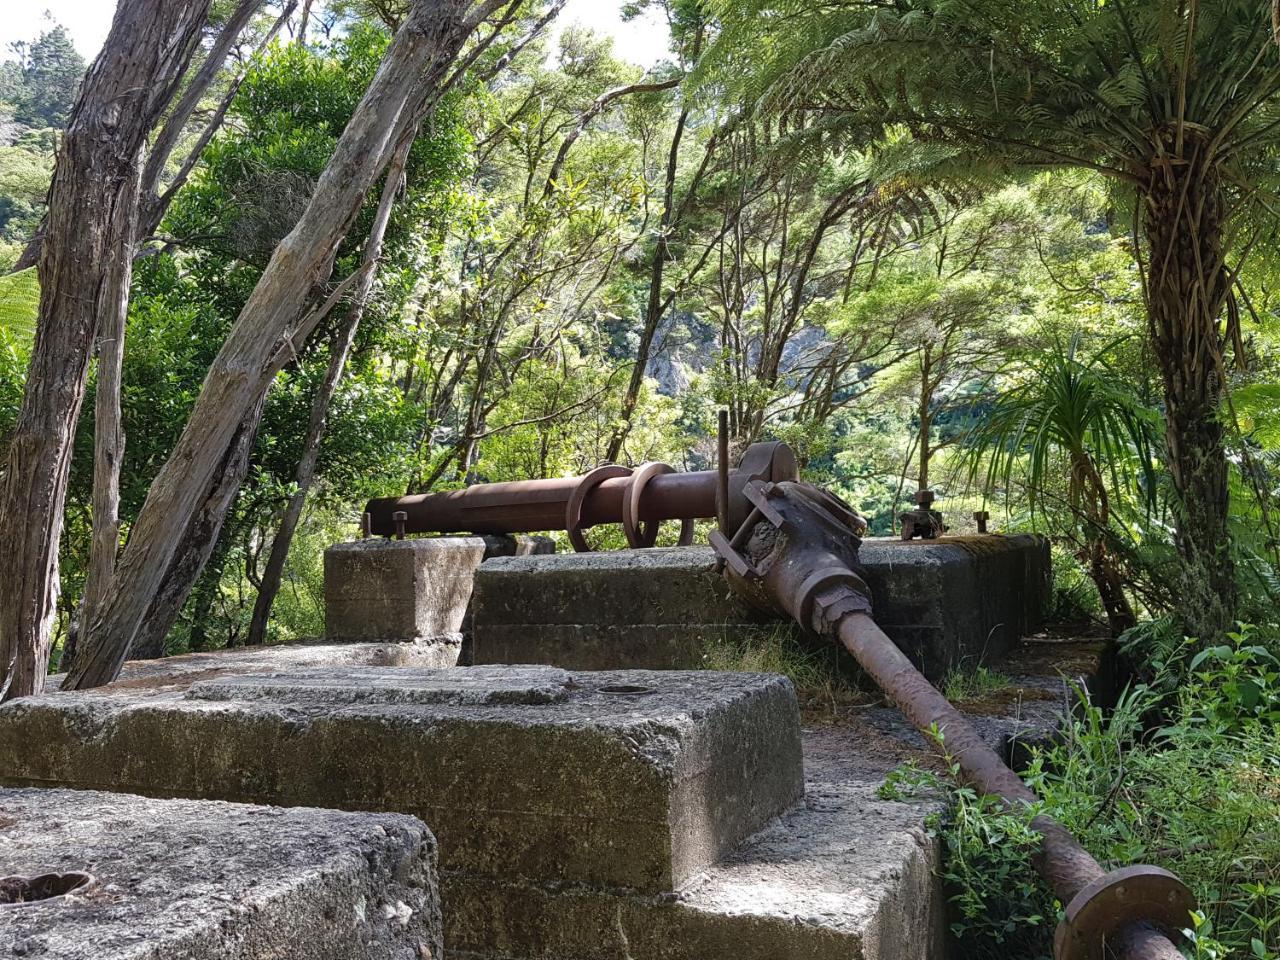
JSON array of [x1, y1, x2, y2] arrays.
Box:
[[641, 310, 831, 401]]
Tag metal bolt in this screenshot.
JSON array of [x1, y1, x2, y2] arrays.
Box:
[[393, 511, 408, 540], [974, 510, 990, 534], [361, 512, 371, 539]]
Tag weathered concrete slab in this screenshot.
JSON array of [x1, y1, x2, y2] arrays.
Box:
[[445, 727, 946, 960], [48, 638, 466, 691], [0, 667, 802, 895], [471, 537, 1050, 681], [0, 786, 441, 959]]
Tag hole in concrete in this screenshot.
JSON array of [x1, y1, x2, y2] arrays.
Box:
[[0, 872, 94, 907], [597, 684, 655, 696]]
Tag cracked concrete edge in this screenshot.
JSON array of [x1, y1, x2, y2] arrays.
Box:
[[0, 786, 443, 960]]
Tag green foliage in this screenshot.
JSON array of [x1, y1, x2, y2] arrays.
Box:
[[4, 23, 83, 127], [884, 626, 1280, 960], [959, 334, 1161, 520], [942, 665, 1013, 704]]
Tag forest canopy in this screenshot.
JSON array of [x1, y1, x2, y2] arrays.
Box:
[[0, 0, 1276, 662], [0, 2, 1278, 955]]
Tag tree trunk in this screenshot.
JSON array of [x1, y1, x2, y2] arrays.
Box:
[[1086, 541, 1137, 637], [65, 0, 494, 691], [246, 138, 410, 646], [77, 231, 134, 646], [1141, 142, 1236, 643], [127, 398, 265, 659], [0, 0, 211, 702]]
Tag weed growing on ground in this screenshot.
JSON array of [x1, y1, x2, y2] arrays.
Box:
[[943, 664, 1015, 703]]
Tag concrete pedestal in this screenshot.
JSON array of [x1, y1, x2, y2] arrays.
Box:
[[324, 534, 553, 650], [0, 666, 802, 896], [0, 662, 952, 960], [0, 787, 441, 960], [471, 536, 1050, 681]]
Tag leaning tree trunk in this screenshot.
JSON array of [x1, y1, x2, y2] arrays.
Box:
[[127, 398, 266, 659], [79, 0, 296, 665], [1141, 139, 1236, 644], [64, 0, 494, 691], [246, 138, 411, 647], [0, 0, 211, 702]]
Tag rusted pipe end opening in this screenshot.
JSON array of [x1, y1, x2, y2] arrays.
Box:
[[0, 872, 95, 907]]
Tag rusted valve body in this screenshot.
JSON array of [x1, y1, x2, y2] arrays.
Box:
[[709, 479, 1193, 960], [365, 441, 797, 550]]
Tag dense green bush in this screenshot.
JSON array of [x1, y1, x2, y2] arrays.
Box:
[[882, 626, 1280, 960]]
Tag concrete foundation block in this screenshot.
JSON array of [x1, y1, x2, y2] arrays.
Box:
[[325, 537, 488, 642], [443, 777, 945, 960], [325, 535, 554, 646], [49, 638, 469, 691], [472, 537, 1050, 681], [0, 786, 442, 960], [0, 666, 803, 896]]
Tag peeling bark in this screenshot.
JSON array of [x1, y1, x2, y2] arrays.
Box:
[[64, 0, 501, 690], [246, 138, 412, 647], [0, 0, 212, 702]]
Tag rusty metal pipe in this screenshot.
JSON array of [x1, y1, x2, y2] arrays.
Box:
[[367, 472, 715, 534], [839, 611, 1185, 960], [365, 441, 798, 545], [711, 480, 1193, 960]]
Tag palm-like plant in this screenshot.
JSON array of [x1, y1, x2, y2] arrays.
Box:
[[704, 0, 1280, 642], [960, 337, 1162, 634]]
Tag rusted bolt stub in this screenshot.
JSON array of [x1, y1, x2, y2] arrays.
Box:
[[1053, 865, 1195, 960], [393, 511, 408, 540]]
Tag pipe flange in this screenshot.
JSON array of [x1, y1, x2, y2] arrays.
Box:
[[623, 462, 695, 549], [1053, 865, 1195, 960], [565, 465, 631, 553]]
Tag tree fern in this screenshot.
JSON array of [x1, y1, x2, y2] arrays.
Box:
[[0, 268, 39, 361]]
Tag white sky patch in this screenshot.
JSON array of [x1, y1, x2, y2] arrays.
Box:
[[0, 2, 117, 61], [0, 1, 669, 68]]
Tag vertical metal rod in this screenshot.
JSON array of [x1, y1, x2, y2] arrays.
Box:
[[717, 409, 730, 535], [393, 510, 407, 540]]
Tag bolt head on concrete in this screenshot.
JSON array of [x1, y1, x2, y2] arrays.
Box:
[[0, 787, 441, 960]]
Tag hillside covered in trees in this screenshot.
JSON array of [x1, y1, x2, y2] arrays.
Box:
[[0, 2, 1278, 955]]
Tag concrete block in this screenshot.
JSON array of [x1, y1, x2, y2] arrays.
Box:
[[444, 755, 946, 960], [325, 535, 554, 649], [471, 537, 1050, 681], [0, 666, 803, 895], [0, 786, 441, 960], [48, 639, 468, 691], [326, 538, 488, 642]]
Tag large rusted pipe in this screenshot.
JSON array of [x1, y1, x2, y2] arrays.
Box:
[[367, 471, 717, 534], [365, 441, 798, 544], [837, 612, 1183, 960], [710, 479, 1193, 960]]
